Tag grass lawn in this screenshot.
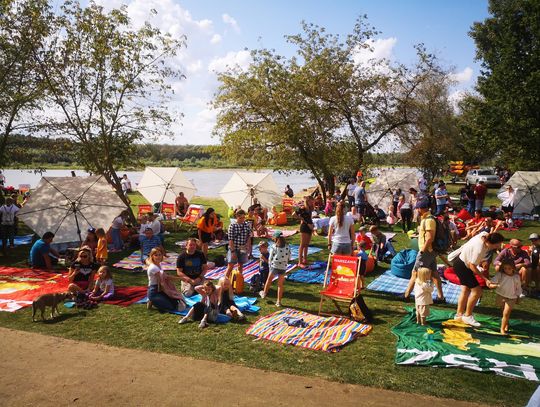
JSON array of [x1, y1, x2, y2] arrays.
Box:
[[1, 183, 539, 406]]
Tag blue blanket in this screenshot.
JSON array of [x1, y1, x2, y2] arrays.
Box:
[[286, 261, 329, 284], [251, 244, 322, 260], [136, 294, 260, 314]]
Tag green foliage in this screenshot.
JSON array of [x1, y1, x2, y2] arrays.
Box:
[[465, 0, 540, 170]]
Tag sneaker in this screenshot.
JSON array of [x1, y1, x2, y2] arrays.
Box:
[[198, 320, 208, 329], [461, 315, 481, 327], [259, 290, 266, 299], [275, 301, 282, 307], [178, 317, 188, 324], [454, 313, 462, 321]]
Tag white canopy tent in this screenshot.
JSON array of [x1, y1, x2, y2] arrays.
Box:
[[499, 171, 540, 216], [136, 167, 196, 205], [366, 169, 419, 212], [18, 176, 128, 243], [219, 172, 281, 211]]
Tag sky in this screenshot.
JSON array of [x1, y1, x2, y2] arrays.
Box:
[[92, 0, 490, 146]]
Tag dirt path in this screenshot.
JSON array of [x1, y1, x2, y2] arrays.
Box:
[[0, 328, 488, 407]]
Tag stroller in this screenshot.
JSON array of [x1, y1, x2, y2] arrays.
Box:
[[362, 202, 381, 225]]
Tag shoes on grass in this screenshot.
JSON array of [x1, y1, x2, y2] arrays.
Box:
[[454, 313, 462, 321], [275, 301, 282, 307], [259, 290, 266, 299], [461, 315, 480, 327], [178, 317, 188, 324]]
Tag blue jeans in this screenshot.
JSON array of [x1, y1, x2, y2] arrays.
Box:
[[111, 228, 123, 250], [466, 201, 475, 216], [436, 204, 446, 215], [148, 285, 177, 311]]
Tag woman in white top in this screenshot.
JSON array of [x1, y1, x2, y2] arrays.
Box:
[[498, 185, 516, 215], [448, 232, 505, 327], [327, 202, 355, 255], [147, 248, 183, 312]]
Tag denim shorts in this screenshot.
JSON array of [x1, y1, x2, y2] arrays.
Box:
[[331, 242, 352, 255], [227, 249, 248, 265]]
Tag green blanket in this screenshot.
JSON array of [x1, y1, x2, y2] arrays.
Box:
[[392, 308, 540, 381]]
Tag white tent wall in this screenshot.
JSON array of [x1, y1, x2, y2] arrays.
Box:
[[499, 171, 540, 216], [366, 169, 419, 213]]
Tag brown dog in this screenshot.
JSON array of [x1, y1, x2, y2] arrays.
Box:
[[32, 292, 71, 321]]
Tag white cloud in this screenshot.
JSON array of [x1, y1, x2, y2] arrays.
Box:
[[222, 13, 240, 33], [208, 50, 252, 73], [449, 89, 467, 110], [186, 60, 203, 73], [353, 37, 397, 66], [210, 34, 222, 44], [449, 67, 473, 84]]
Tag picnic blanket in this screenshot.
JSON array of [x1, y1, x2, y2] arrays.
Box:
[[367, 270, 463, 305], [136, 293, 260, 314], [286, 261, 329, 284], [112, 251, 178, 271], [14, 234, 34, 246], [205, 260, 296, 283], [251, 244, 322, 260], [103, 286, 148, 306], [392, 307, 540, 381], [175, 240, 228, 250], [0, 267, 69, 312], [246, 308, 372, 352], [254, 228, 298, 238]]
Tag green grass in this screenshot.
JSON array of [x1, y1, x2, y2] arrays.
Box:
[[1, 188, 539, 406]]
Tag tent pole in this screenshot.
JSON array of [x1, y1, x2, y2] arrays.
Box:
[[72, 202, 82, 243]]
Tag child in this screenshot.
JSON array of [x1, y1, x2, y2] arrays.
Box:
[[258, 240, 270, 290], [89, 266, 115, 301], [217, 277, 245, 321], [259, 230, 291, 307], [486, 259, 522, 335], [355, 226, 373, 251], [356, 240, 369, 289], [178, 281, 219, 329], [95, 228, 108, 265], [414, 267, 434, 325], [369, 225, 387, 261], [386, 205, 397, 226]]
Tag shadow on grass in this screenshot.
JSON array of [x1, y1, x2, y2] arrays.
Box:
[[34, 311, 86, 324]]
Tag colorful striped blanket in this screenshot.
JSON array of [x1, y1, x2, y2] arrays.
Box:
[[112, 251, 178, 271], [174, 240, 228, 250], [246, 308, 372, 352], [205, 260, 296, 283], [254, 228, 298, 238], [251, 244, 322, 260], [367, 270, 463, 305]]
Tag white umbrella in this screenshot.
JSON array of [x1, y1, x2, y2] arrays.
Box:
[[136, 167, 196, 205], [18, 176, 128, 243], [367, 169, 419, 211], [219, 171, 281, 210]]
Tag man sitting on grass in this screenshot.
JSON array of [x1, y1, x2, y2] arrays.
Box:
[[29, 231, 60, 269], [139, 228, 162, 265]]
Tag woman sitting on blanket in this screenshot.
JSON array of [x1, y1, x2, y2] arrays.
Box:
[[178, 281, 219, 329], [147, 248, 185, 313], [217, 277, 246, 321], [68, 246, 99, 294]]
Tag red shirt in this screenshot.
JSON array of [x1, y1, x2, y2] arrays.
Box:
[[474, 184, 487, 200], [355, 234, 373, 250]]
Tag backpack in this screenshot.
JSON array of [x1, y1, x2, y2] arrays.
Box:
[[249, 273, 262, 293], [212, 254, 225, 268], [349, 294, 373, 323], [429, 215, 451, 254], [231, 269, 244, 294]]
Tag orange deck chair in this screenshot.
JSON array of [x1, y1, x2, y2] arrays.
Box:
[[318, 254, 362, 318], [177, 204, 204, 231], [137, 204, 153, 221], [161, 203, 175, 220], [282, 198, 295, 215]]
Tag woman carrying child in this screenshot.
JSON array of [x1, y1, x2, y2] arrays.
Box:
[[414, 267, 434, 325], [485, 259, 522, 335], [259, 230, 292, 307], [217, 277, 246, 321], [89, 266, 115, 301], [178, 281, 219, 329]]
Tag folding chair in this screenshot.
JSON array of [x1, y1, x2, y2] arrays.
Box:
[[18, 184, 31, 195], [161, 203, 175, 220], [282, 198, 295, 215], [318, 254, 362, 318], [177, 204, 204, 231], [137, 204, 153, 221]]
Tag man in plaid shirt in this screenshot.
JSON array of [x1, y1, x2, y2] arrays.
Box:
[[226, 209, 252, 278]]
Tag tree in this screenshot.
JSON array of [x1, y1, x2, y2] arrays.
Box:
[[35, 1, 184, 216], [467, 0, 540, 170], [213, 17, 447, 197], [0, 0, 51, 166]]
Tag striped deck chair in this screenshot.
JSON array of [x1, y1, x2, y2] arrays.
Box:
[[318, 254, 362, 318], [282, 198, 295, 214], [137, 204, 153, 221], [177, 204, 204, 231]]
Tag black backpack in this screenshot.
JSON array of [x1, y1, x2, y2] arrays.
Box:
[[213, 254, 225, 268], [429, 215, 451, 254], [249, 273, 263, 293], [349, 294, 373, 323]]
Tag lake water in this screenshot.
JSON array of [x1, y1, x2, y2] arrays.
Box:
[[2, 168, 317, 198]]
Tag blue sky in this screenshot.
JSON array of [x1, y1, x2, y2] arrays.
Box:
[[96, 0, 490, 145]]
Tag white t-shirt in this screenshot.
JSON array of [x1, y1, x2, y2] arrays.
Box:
[[329, 214, 354, 244], [497, 190, 515, 207], [112, 216, 123, 230], [97, 277, 115, 295], [120, 178, 132, 192], [457, 232, 491, 265], [491, 272, 522, 299], [150, 219, 161, 235], [414, 281, 434, 305], [0, 204, 19, 225], [147, 263, 161, 286]]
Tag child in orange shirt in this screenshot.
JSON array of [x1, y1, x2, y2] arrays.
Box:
[[95, 228, 108, 265]]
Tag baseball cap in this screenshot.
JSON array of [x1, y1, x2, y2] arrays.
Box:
[[272, 230, 283, 238], [529, 233, 539, 240]]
